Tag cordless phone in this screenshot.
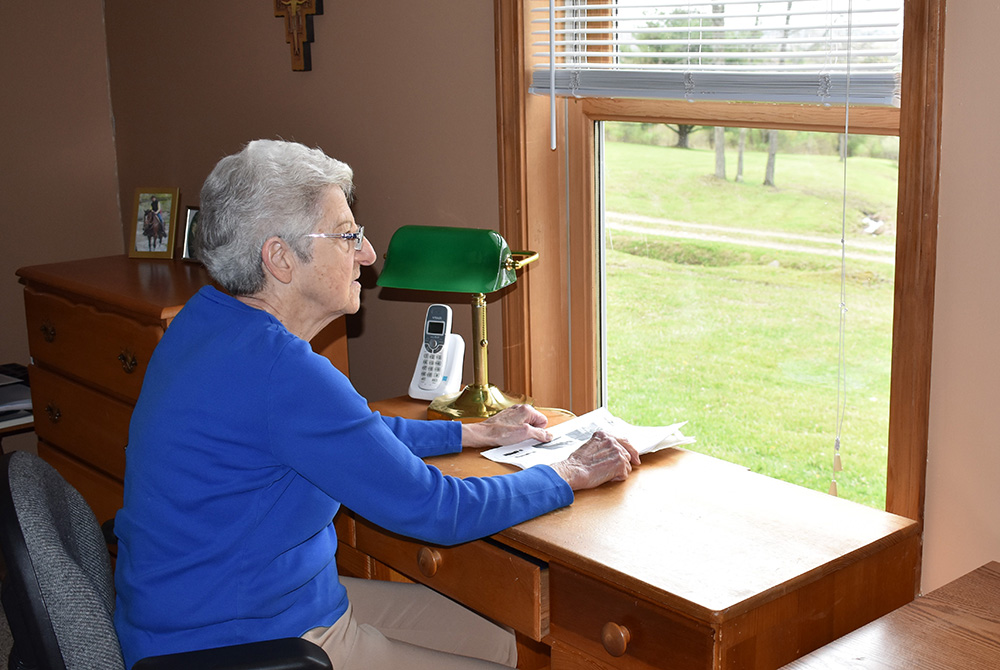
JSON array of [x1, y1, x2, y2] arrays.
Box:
[[408, 304, 465, 400]]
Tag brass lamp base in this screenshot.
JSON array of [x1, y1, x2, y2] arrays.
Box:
[[427, 383, 533, 421]]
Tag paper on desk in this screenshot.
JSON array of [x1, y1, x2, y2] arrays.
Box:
[[481, 406, 695, 469]]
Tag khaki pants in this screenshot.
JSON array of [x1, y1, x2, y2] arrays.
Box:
[[302, 577, 518, 669]]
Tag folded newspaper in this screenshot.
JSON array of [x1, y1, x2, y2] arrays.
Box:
[[481, 406, 695, 469]]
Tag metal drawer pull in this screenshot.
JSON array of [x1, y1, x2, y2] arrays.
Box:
[[417, 546, 442, 578], [40, 323, 56, 343], [118, 350, 138, 374], [44, 403, 62, 424], [601, 621, 631, 657]]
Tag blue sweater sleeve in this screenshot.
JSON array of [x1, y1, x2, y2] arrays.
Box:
[[378, 414, 462, 458], [268, 339, 573, 545]]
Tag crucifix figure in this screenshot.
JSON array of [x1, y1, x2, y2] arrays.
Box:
[[274, 0, 321, 71]]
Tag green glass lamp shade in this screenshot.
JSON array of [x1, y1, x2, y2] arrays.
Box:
[[376, 225, 516, 293]]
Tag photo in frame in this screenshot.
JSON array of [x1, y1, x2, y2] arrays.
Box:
[[181, 206, 200, 261], [129, 188, 179, 259]]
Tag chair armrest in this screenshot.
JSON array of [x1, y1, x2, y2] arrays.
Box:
[[131, 637, 331, 670]]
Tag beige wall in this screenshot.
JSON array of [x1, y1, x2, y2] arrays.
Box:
[[0, 0, 123, 452], [2, 1, 997, 594], [0, 0, 123, 358], [922, 2, 1000, 591], [99, 0, 503, 402]]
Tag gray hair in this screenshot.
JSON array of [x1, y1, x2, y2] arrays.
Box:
[[195, 139, 355, 295]]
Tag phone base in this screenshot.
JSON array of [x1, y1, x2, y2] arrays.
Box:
[[427, 383, 533, 421]]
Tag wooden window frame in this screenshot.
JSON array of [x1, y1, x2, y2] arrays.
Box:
[[493, 1, 944, 531]]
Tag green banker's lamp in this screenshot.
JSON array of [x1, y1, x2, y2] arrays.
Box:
[[376, 225, 539, 420]]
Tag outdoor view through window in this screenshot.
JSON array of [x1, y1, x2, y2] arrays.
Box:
[[600, 122, 898, 508]]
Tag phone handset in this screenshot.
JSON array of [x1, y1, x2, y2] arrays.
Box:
[[408, 304, 465, 401]]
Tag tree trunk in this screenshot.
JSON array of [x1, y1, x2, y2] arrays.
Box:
[[674, 124, 695, 148], [764, 129, 778, 187], [736, 128, 746, 182], [714, 127, 726, 179]]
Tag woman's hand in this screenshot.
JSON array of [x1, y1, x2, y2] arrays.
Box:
[[461, 405, 553, 448], [548, 431, 641, 491]]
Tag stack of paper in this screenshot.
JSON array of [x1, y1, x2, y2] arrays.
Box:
[[0, 373, 33, 430], [482, 406, 694, 469]]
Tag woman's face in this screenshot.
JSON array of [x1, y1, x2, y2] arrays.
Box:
[[298, 187, 376, 321]]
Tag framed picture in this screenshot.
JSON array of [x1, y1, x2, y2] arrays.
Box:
[[180, 206, 200, 262], [129, 188, 179, 259]]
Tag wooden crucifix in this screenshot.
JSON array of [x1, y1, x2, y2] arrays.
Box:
[[274, 0, 322, 71]]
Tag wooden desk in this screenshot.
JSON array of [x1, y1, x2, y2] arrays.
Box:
[[781, 561, 1000, 669], [337, 397, 921, 670]]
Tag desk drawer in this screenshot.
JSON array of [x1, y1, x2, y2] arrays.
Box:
[[29, 365, 130, 480], [550, 565, 715, 670], [25, 287, 162, 402], [355, 518, 548, 640]]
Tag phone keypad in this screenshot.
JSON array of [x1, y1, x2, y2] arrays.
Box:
[[419, 349, 444, 389]]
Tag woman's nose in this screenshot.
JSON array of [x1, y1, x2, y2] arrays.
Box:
[[357, 237, 377, 266]]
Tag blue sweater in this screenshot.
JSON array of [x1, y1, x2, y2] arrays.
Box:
[[113, 287, 573, 667]]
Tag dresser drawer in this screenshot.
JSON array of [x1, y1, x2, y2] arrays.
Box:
[[29, 365, 130, 480], [354, 518, 549, 640], [24, 287, 162, 402], [550, 565, 715, 670]]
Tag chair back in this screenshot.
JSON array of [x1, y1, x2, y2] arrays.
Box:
[[0, 450, 124, 670]]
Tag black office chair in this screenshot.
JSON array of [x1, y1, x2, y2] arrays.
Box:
[[0, 450, 331, 670]]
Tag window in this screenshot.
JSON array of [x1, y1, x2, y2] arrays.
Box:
[[495, 0, 942, 521], [601, 123, 897, 508]]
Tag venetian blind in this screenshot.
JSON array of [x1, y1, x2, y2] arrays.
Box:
[[529, 0, 903, 106]]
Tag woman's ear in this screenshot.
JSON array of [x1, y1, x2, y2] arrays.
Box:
[[260, 236, 294, 285]]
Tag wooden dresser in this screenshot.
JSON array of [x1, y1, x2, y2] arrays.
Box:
[[16, 255, 348, 527]]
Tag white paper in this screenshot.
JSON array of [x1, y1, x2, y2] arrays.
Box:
[[0, 373, 21, 386], [0, 382, 31, 412], [481, 406, 695, 469]]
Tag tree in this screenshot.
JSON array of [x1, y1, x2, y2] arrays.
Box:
[[736, 128, 747, 182], [714, 127, 727, 179], [668, 124, 702, 148], [764, 129, 778, 186]]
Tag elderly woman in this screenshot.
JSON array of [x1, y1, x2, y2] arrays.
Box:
[[113, 139, 639, 669]]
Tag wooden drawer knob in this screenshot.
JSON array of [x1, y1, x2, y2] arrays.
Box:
[[417, 546, 442, 578], [601, 621, 631, 657], [40, 322, 56, 343]]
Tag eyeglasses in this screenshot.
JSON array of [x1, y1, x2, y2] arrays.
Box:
[[304, 225, 365, 251]]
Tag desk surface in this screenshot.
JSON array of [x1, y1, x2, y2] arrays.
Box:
[[782, 561, 1000, 669], [371, 397, 919, 626]]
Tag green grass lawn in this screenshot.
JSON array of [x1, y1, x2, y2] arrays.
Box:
[[605, 139, 899, 239], [603, 139, 897, 509]]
